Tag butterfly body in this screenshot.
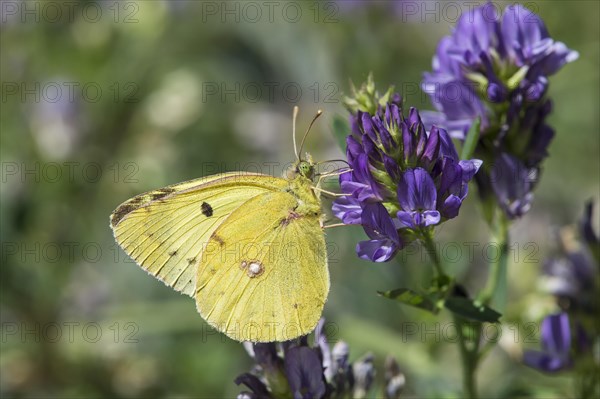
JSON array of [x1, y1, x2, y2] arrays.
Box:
[[110, 158, 329, 342]]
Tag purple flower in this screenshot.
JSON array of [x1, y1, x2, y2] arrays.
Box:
[[423, 3, 577, 138], [357, 203, 402, 262], [396, 168, 441, 229], [529, 204, 599, 376], [489, 153, 534, 218], [523, 313, 572, 372], [384, 356, 405, 399], [236, 319, 394, 398], [336, 82, 481, 262], [543, 251, 596, 310], [541, 202, 599, 314], [284, 346, 327, 399], [422, 4, 577, 219]]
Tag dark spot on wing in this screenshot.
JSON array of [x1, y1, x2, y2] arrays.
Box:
[[111, 204, 136, 227], [129, 196, 144, 205], [201, 202, 213, 217], [211, 234, 225, 246], [168, 250, 178, 256], [151, 188, 175, 201], [187, 257, 197, 265], [111, 188, 176, 227], [293, 303, 298, 309]]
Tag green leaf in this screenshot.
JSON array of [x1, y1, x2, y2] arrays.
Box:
[[332, 115, 349, 151], [444, 296, 501, 323], [460, 117, 481, 160], [378, 289, 440, 314]]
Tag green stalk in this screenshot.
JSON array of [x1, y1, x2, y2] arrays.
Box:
[[419, 230, 479, 399], [452, 209, 510, 399], [420, 229, 446, 278], [477, 210, 509, 309], [454, 315, 479, 399]]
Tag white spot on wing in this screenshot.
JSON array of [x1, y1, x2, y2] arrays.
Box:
[[241, 260, 263, 278]]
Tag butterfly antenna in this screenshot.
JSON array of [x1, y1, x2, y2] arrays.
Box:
[[298, 109, 323, 160], [292, 106, 300, 161], [315, 159, 351, 167]]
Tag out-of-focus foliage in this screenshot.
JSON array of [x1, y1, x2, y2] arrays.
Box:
[[1, 1, 597, 398]]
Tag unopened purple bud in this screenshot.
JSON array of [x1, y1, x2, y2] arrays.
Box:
[[487, 82, 507, 102]]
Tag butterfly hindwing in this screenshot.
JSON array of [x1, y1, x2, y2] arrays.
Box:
[[195, 190, 329, 342], [110, 173, 288, 296]]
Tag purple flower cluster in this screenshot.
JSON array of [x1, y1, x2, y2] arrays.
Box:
[[525, 202, 599, 373], [235, 319, 403, 399], [422, 4, 578, 219], [334, 91, 481, 262]]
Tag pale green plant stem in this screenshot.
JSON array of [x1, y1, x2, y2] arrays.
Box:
[[420, 231, 479, 399]]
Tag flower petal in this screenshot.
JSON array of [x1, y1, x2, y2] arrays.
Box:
[[332, 196, 362, 225], [356, 239, 397, 262], [396, 211, 416, 229], [541, 313, 571, 357], [522, 350, 569, 373], [397, 168, 437, 211], [284, 347, 326, 399], [421, 210, 441, 227], [440, 194, 463, 219], [234, 373, 271, 397], [361, 203, 400, 242]]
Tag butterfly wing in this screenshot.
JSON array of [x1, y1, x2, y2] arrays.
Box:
[[195, 190, 329, 342], [110, 173, 288, 296]]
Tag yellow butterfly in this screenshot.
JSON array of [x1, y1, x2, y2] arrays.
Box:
[[110, 107, 339, 342]]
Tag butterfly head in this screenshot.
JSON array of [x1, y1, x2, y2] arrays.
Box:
[[296, 155, 316, 180]]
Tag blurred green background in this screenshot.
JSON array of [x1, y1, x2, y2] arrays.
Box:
[[1, 1, 598, 397]]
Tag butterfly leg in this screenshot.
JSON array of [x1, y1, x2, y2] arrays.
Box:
[[323, 222, 346, 229], [311, 186, 350, 197]]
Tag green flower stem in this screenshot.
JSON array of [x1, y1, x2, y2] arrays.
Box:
[[477, 210, 509, 308], [452, 209, 510, 399], [419, 230, 479, 399], [420, 229, 445, 278], [454, 316, 479, 399]]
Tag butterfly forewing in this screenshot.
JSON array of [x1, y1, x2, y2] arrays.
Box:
[[110, 173, 287, 296]]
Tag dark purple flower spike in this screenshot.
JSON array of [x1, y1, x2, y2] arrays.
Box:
[[422, 4, 577, 220], [336, 85, 481, 262]]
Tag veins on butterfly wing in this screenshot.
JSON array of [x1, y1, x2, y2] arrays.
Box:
[[111, 204, 136, 226]]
